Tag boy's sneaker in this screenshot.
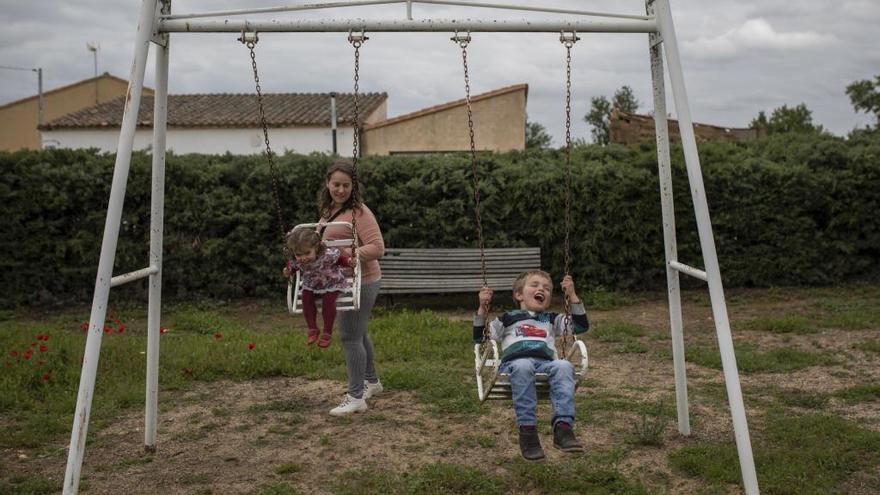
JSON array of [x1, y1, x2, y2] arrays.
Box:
[[552, 422, 584, 452], [329, 394, 367, 416], [363, 380, 384, 399], [518, 426, 545, 461]]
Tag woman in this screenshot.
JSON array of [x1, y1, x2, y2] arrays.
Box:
[[318, 159, 385, 416]]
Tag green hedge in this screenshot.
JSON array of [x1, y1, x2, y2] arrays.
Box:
[[2, 130, 879, 307]]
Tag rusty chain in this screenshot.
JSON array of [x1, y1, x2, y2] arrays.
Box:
[[240, 32, 290, 259], [347, 30, 368, 258], [560, 31, 579, 355], [452, 31, 492, 348]]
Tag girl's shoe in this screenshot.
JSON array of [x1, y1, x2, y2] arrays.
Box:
[[318, 331, 333, 348], [306, 329, 319, 346], [363, 380, 384, 399]]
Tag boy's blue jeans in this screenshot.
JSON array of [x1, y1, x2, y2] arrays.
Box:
[[500, 357, 576, 427]]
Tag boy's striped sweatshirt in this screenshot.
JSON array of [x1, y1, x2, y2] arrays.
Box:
[[473, 303, 589, 362]]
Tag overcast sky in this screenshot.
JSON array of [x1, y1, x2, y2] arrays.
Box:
[[2, 0, 878, 145]]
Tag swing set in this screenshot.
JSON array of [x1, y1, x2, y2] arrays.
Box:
[[63, 2, 761, 494]]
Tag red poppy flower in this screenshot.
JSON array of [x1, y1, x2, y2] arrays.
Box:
[[103, 326, 112, 333], [213, 332, 222, 339], [9, 350, 19, 358], [43, 335, 50, 341], [159, 326, 168, 334], [247, 342, 256, 350], [30, 341, 37, 347], [116, 325, 126, 333], [81, 322, 89, 332], [42, 373, 50, 381], [39, 345, 48, 353], [23, 352, 32, 360]]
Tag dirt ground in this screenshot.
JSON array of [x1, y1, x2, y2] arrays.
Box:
[[5, 288, 880, 494]]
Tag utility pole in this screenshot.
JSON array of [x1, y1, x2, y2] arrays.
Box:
[[0, 65, 44, 143], [87, 42, 99, 104], [329, 92, 338, 154]]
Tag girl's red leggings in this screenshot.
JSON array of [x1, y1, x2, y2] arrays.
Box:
[[301, 290, 339, 335]]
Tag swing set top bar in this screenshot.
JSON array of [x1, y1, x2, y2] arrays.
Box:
[[159, 17, 657, 33], [162, 0, 651, 22]]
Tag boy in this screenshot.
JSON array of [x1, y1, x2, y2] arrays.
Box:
[[473, 270, 589, 461]]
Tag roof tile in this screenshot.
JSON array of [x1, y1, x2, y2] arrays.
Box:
[[41, 93, 387, 129]]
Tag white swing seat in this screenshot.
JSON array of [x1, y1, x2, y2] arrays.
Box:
[[286, 221, 362, 314], [474, 338, 588, 402]]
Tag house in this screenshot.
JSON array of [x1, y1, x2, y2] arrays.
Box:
[[609, 108, 760, 145], [362, 84, 528, 155], [0, 73, 151, 151], [37, 83, 528, 156], [40, 93, 388, 155]]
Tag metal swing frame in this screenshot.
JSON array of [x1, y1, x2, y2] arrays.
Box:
[[63, 2, 761, 494], [286, 221, 363, 314]]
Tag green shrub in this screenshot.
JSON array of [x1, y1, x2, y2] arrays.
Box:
[[2, 132, 878, 307]]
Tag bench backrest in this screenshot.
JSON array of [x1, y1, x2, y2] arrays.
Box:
[[379, 247, 541, 294]]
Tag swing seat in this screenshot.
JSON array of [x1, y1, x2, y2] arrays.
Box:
[[474, 338, 588, 401], [287, 222, 362, 314]]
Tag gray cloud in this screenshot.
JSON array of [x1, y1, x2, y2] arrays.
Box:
[[2, 0, 877, 146]]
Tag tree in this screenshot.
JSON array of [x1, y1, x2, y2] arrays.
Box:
[[585, 96, 612, 145], [584, 86, 640, 145], [749, 111, 768, 131], [613, 86, 640, 113], [525, 121, 553, 150], [750, 104, 818, 135], [846, 75, 880, 125]]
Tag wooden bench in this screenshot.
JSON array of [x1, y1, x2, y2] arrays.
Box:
[[379, 247, 541, 294]]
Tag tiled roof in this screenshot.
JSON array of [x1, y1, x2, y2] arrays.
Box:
[[364, 84, 527, 130], [41, 92, 387, 130]]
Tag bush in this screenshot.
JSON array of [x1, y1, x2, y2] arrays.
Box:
[[1, 132, 878, 307]]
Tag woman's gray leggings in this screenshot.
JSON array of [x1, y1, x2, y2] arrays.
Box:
[[338, 279, 381, 399]]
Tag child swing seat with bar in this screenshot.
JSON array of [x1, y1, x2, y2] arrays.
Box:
[[450, 30, 590, 402], [241, 31, 368, 314], [286, 221, 363, 314]]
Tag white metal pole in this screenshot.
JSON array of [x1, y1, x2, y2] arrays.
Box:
[[62, 1, 159, 493], [654, 1, 759, 493], [159, 17, 658, 33], [145, 0, 170, 452], [646, 1, 689, 436]]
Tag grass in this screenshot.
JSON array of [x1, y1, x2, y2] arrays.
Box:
[[669, 412, 880, 495], [2, 285, 879, 494], [333, 456, 649, 495], [738, 315, 818, 334], [625, 399, 672, 446], [685, 344, 836, 373]]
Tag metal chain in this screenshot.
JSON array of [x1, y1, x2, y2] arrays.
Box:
[[452, 31, 490, 346], [452, 31, 487, 287], [560, 31, 579, 355], [347, 31, 368, 257], [241, 33, 289, 258]]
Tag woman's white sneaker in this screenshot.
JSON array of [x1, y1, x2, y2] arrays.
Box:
[[363, 380, 384, 399], [330, 394, 367, 416]]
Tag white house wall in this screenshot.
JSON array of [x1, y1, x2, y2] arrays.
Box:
[[42, 126, 356, 155]]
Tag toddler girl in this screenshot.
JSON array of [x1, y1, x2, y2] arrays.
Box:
[[283, 228, 355, 348]]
